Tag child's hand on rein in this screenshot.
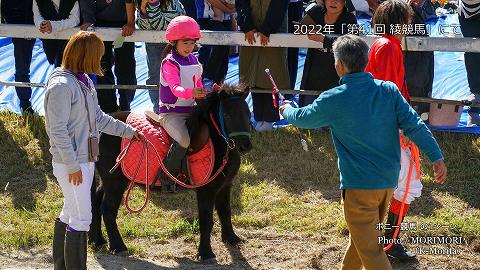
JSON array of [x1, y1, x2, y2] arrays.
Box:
[[193, 88, 207, 99]]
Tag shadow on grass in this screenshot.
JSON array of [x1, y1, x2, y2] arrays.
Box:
[[408, 186, 443, 217], [148, 188, 198, 220], [391, 259, 420, 270], [239, 128, 341, 202], [0, 112, 48, 210], [240, 129, 480, 209], [224, 243, 255, 270], [94, 252, 173, 270], [93, 247, 254, 270], [429, 132, 480, 209], [409, 132, 480, 217]]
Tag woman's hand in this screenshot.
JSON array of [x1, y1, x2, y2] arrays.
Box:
[[225, 3, 235, 13], [69, 170, 83, 186], [80, 22, 93, 31], [133, 130, 142, 140], [308, 33, 325, 43], [258, 32, 269, 46], [122, 22, 135, 37], [40, 20, 52, 34], [245, 29, 256, 45], [193, 88, 207, 99], [140, 0, 149, 14]]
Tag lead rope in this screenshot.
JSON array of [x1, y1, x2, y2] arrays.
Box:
[[384, 137, 421, 251]]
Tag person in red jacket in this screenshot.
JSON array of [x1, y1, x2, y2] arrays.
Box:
[[365, 1, 411, 102], [365, 0, 421, 262]]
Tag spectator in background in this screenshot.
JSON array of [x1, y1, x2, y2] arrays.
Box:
[[1, 0, 36, 113], [79, 0, 137, 113], [33, 0, 80, 67], [180, 0, 197, 19], [196, 0, 235, 89], [137, 0, 183, 113], [365, 0, 434, 119], [299, 0, 357, 106], [288, 0, 304, 91], [458, 0, 480, 126], [404, 0, 434, 118], [236, 0, 290, 131]]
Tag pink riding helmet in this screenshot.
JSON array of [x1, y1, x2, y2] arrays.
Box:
[[165, 16, 201, 41]]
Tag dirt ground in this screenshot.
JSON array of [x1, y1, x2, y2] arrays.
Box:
[[1, 228, 479, 270]]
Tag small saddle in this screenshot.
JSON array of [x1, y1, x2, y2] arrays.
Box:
[[119, 113, 215, 188], [144, 111, 210, 155]]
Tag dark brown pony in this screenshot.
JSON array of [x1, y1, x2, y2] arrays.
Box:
[[89, 86, 252, 261]]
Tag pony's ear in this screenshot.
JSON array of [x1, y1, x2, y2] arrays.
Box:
[[218, 89, 228, 99]]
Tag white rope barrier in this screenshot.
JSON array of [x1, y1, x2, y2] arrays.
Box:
[[0, 23, 478, 106], [1, 80, 477, 107], [0, 24, 480, 52]]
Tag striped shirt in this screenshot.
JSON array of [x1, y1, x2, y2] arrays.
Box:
[[459, 0, 480, 18], [136, 0, 183, 31]]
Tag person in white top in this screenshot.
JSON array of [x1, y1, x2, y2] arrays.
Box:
[[32, 0, 80, 66], [458, 0, 480, 126]]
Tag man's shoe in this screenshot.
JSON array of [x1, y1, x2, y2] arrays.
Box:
[[386, 243, 417, 262]]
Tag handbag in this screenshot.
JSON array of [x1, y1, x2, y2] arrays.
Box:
[[79, 75, 100, 162]]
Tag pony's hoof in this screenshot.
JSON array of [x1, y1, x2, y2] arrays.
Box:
[[198, 250, 216, 262], [222, 235, 245, 247], [89, 239, 107, 250], [201, 257, 217, 264]]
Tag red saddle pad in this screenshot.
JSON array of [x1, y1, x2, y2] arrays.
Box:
[[120, 113, 214, 187]]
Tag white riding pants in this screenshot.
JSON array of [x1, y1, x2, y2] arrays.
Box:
[[52, 162, 94, 232], [393, 147, 423, 204]]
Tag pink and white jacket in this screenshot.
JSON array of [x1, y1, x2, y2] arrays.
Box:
[[159, 50, 203, 113]]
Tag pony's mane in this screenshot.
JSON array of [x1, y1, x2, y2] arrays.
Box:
[[216, 83, 246, 96]]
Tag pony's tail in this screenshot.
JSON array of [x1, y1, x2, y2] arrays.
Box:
[[161, 43, 174, 61]]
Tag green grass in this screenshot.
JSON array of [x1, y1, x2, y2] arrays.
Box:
[[0, 112, 479, 254]]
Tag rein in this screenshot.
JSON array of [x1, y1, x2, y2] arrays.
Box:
[[111, 109, 237, 214], [383, 138, 421, 252]]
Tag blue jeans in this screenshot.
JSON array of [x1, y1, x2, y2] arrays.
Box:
[[145, 43, 166, 113], [12, 37, 35, 111]]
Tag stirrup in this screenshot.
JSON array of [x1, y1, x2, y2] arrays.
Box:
[[145, 110, 161, 125]]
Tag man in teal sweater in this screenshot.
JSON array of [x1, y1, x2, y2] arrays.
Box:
[[280, 35, 447, 270]]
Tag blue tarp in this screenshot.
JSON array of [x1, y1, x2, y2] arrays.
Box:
[[1, 14, 478, 133]]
